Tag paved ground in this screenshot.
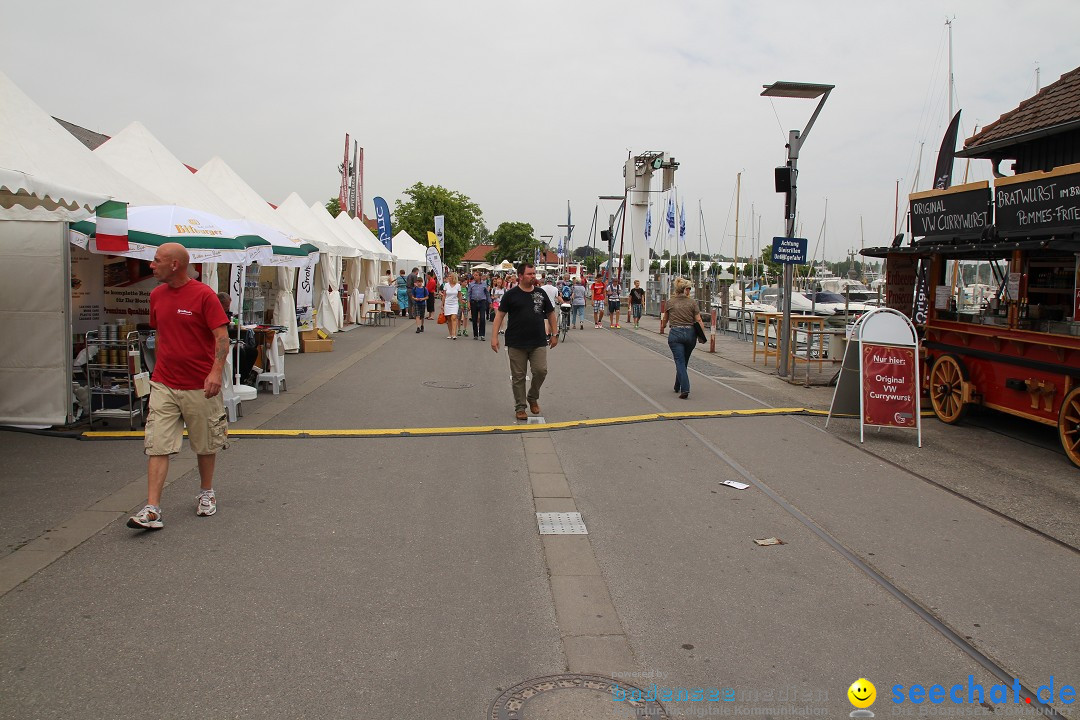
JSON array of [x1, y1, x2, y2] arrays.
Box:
[[1, 314, 1077, 719]]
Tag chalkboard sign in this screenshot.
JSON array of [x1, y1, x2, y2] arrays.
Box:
[[909, 185, 992, 239], [994, 167, 1080, 236]]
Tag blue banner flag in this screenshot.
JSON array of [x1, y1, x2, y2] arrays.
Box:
[[373, 196, 393, 251], [645, 200, 652, 247], [666, 194, 676, 239], [679, 201, 686, 245]]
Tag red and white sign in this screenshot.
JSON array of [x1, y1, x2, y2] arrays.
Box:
[[861, 343, 917, 428]]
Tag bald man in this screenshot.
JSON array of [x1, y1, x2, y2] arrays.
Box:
[[128, 243, 231, 530]]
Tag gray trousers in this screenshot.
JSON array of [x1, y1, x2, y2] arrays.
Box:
[[507, 345, 548, 411]]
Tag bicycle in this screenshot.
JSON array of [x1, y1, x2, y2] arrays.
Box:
[[558, 302, 572, 342]]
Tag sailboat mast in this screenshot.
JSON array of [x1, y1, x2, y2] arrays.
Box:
[[735, 181, 743, 284], [947, 17, 954, 120]]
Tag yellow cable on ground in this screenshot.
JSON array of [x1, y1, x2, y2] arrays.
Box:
[[79, 407, 933, 440]]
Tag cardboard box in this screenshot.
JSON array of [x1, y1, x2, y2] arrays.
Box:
[[299, 329, 319, 341], [301, 338, 334, 353]]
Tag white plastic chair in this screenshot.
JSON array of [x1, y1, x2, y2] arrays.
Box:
[[222, 354, 242, 422], [255, 334, 287, 395]]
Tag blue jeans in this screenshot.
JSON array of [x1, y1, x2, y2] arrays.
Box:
[[571, 304, 585, 327], [668, 326, 696, 394]]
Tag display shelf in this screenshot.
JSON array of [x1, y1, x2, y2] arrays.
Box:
[[85, 330, 144, 429]]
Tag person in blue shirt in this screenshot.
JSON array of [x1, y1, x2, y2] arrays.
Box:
[[411, 277, 429, 333]]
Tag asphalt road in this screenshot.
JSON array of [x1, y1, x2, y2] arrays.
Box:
[[1, 320, 1076, 719]]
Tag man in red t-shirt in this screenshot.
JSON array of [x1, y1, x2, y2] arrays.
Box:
[[128, 243, 230, 531], [590, 276, 607, 328]]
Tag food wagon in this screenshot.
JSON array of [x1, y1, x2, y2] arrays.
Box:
[[865, 170, 1080, 467]]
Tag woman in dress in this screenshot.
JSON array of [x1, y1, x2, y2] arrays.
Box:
[[491, 277, 506, 334], [442, 272, 461, 339], [659, 277, 706, 399]]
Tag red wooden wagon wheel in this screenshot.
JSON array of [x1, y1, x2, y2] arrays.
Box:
[[929, 354, 969, 424], [1060, 386, 1080, 469]]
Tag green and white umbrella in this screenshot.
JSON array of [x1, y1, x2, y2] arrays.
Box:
[[70, 205, 273, 264]]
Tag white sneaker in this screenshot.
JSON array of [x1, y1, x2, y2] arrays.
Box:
[[127, 505, 163, 530], [196, 490, 217, 517]]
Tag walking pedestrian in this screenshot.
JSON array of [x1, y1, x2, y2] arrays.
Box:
[[571, 277, 587, 329], [606, 276, 623, 328], [492, 277, 506, 334], [405, 267, 420, 319], [469, 270, 491, 340], [442, 272, 461, 339], [658, 277, 706, 399], [411, 276, 429, 333], [629, 279, 645, 328], [127, 243, 230, 531], [491, 262, 557, 420], [590, 275, 606, 328], [425, 270, 437, 319]]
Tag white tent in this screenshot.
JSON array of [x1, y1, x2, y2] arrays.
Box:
[[195, 157, 318, 352], [391, 230, 428, 273], [0, 72, 163, 426], [309, 201, 372, 333], [329, 213, 397, 323]]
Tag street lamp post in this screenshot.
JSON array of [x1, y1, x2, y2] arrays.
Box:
[[760, 81, 833, 377]]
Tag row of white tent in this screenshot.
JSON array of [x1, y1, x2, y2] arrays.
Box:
[[0, 70, 427, 426]]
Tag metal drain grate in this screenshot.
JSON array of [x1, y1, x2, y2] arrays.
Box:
[[526, 416, 546, 424], [537, 512, 588, 535]]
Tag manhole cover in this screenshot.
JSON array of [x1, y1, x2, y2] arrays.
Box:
[[422, 381, 474, 390], [488, 674, 669, 719]]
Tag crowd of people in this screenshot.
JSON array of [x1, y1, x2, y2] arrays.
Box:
[[391, 266, 646, 337]]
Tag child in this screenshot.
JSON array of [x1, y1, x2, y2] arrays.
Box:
[[411, 277, 428, 333]]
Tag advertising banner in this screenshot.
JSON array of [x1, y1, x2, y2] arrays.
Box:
[[434, 215, 445, 251], [426, 246, 444, 284], [374, 196, 393, 250], [228, 264, 244, 315], [861, 343, 918, 428], [295, 262, 315, 331]]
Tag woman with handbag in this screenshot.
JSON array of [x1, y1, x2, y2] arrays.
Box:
[[659, 277, 706, 399], [441, 272, 461, 339]]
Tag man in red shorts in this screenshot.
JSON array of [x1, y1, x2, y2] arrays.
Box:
[[128, 242, 231, 530]]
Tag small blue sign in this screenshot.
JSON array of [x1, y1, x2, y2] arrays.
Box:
[[771, 237, 808, 265]]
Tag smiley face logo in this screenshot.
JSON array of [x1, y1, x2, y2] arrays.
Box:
[[848, 678, 876, 709]]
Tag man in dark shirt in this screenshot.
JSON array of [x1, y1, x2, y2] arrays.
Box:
[[629, 279, 646, 328], [491, 262, 557, 420]]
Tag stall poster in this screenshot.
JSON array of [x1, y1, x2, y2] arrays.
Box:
[[1007, 272, 1021, 300], [102, 255, 154, 320], [934, 286, 950, 310], [70, 246, 105, 334], [885, 254, 917, 315], [861, 343, 918, 428]]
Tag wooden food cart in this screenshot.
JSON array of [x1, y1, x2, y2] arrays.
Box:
[[863, 66, 1080, 467]]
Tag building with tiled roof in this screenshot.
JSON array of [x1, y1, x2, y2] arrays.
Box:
[[959, 66, 1080, 175], [461, 244, 495, 262]]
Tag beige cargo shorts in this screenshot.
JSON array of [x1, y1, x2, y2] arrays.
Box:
[[144, 381, 229, 456]]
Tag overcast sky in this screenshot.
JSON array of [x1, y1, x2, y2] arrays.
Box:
[[3, 1, 1078, 260]]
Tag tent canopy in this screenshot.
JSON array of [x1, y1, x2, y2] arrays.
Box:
[[276, 193, 357, 257], [390, 229, 428, 265], [0, 71, 161, 221]]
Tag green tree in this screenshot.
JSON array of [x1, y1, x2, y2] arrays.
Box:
[[572, 245, 605, 260], [487, 221, 538, 265], [473, 225, 492, 247], [393, 182, 484, 267], [760, 247, 783, 279], [326, 197, 342, 217]]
